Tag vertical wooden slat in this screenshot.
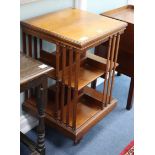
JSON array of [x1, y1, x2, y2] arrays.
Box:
[[60, 45, 66, 122], [34, 37, 38, 59], [28, 35, 33, 96], [90, 46, 100, 89], [66, 47, 73, 126], [102, 37, 112, 108], [55, 43, 60, 119], [72, 50, 80, 130], [28, 35, 32, 57], [40, 39, 42, 51], [33, 37, 38, 99], [109, 34, 121, 104], [22, 31, 28, 99], [22, 32, 26, 54], [105, 35, 116, 106]]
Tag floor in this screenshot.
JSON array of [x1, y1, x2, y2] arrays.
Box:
[[20, 74, 134, 155]]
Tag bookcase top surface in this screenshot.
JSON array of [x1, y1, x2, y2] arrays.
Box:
[[21, 8, 127, 47]]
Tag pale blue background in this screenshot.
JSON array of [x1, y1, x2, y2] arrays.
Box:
[[20, 0, 128, 20], [87, 0, 128, 14]]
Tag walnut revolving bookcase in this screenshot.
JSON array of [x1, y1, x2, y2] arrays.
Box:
[[21, 8, 127, 143]]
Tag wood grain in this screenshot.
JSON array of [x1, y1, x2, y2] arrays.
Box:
[[21, 8, 127, 47], [20, 53, 53, 85]]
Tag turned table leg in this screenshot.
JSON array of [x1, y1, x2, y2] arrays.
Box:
[[126, 77, 134, 110], [36, 76, 47, 155]]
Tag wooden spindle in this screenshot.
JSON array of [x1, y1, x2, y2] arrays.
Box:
[[105, 35, 116, 106], [109, 34, 121, 104], [60, 45, 66, 122], [55, 43, 60, 119], [91, 46, 100, 89], [39, 39, 42, 51], [72, 50, 80, 130], [102, 37, 112, 108], [22, 32, 26, 54], [34, 37, 38, 59], [22, 31, 28, 99], [66, 47, 73, 126], [28, 35, 32, 57], [28, 35, 33, 96]]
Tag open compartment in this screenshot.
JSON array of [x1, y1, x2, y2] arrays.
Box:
[[23, 85, 117, 142], [23, 85, 117, 129]]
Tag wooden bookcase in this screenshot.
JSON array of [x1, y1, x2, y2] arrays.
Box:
[[21, 8, 127, 143]]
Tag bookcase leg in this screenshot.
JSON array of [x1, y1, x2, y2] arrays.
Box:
[[66, 47, 73, 126], [72, 50, 80, 130]]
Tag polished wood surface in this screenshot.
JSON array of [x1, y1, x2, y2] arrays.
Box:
[[21, 8, 127, 48], [103, 5, 134, 24], [20, 53, 53, 85], [48, 53, 118, 90]]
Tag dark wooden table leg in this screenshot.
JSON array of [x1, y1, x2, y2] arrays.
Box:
[[36, 76, 47, 155], [126, 77, 134, 110]]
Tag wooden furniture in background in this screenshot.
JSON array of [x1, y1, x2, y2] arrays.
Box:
[[21, 8, 127, 143], [20, 53, 53, 155], [91, 5, 134, 110]]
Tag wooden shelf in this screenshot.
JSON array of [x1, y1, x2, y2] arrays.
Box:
[[39, 52, 118, 91], [48, 53, 118, 90], [48, 64, 105, 91], [66, 64, 105, 90], [23, 92, 117, 141], [23, 86, 117, 129]]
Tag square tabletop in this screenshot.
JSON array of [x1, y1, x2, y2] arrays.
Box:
[[21, 8, 127, 47], [20, 53, 53, 85]]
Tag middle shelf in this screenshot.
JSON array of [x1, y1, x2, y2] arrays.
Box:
[[46, 52, 118, 90]]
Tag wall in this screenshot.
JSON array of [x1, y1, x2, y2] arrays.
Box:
[[87, 0, 128, 14], [21, 0, 74, 20], [128, 0, 134, 5]]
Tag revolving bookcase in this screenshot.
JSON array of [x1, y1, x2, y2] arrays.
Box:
[[21, 8, 127, 143]]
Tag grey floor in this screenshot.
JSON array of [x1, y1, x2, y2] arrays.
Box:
[[21, 74, 134, 155]]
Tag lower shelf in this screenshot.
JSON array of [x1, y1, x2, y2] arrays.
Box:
[[23, 88, 117, 142]]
